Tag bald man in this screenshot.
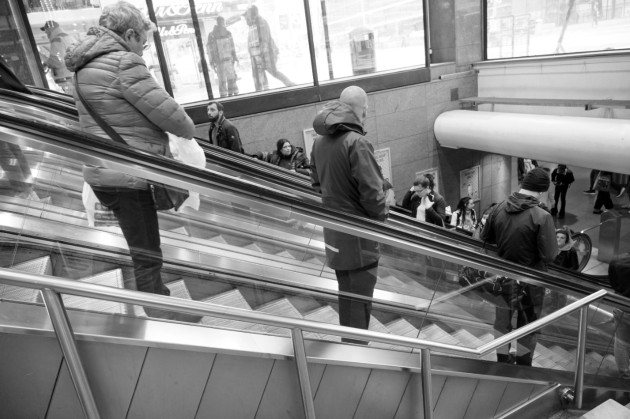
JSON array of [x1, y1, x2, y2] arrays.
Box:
[[310, 86, 387, 343]]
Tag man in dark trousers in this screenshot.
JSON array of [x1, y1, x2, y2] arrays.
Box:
[[207, 101, 244, 153], [310, 85, 387, 343], [481, 167, 559, 365], [550, 163, 575, 219]]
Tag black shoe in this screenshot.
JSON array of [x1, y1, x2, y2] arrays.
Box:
[[550, 207, 558, 216], [496, 354, 514, 364], [593, 209, 603, 214], [558, 212, 565, 219], [583, 189, 596, 194], [515, 354, 533, 366]]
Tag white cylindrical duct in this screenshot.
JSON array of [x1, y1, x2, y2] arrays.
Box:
[[434, 110, 630, 174]]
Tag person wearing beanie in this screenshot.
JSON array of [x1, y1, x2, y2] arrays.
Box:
[[481, 166, 559, 366], [608, 254, 630, 379]]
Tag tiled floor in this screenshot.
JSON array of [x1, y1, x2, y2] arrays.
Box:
[[539, 162, 630, 276]]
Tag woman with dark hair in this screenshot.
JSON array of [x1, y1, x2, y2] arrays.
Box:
[[253, 138, 310, 175], [553, 227, 579, 271], [450, 196, 477, 232], [401, 174, 446, 226]]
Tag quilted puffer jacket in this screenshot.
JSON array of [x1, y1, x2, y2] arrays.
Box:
[[65, 26, 195, 189]]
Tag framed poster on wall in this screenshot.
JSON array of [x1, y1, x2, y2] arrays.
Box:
[[415, 168, 439, 193], [374, 148, 392, 184], [460, 165, 480, 202], [302, 128, 317, 160]]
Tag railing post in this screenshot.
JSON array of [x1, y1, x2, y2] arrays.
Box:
[[421, 348, 433, 419], [573, 306, 588, 409], [291, 328, 316, 419], [41, 288, 101, 419]]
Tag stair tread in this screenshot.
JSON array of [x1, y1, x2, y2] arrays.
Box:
[[201, 289, 254, 329], [1, 256, 51, 302], [63, 269, 127, 314]]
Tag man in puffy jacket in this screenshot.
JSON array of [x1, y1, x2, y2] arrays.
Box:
[[65, 1, 196, 319], [310, 86, 387, 343], [481, 167, 559, 365]]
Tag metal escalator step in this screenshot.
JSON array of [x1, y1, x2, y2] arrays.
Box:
[[548, 345, 576, 370], [303, 305, 340, 342], [166, 279, 192, 300], [302, 255, 325, 266], [532, 344, 563, 370], [245, 298, 303, 336], [169, 226, 189, 236], [1, 256, 52, 302], [243, 242, 262, 252], [584, 351, 605, 374], [201, 289, 254, 330], [452, 329, 483, 348], [602, 354, 618, 373], [207, 234, 229, 244], [63, 269, 127, 314], [418, 324, 460, 346], [377, 274, 414, 294], [385, 318, 420, 338], [273, 250, 299, 260]]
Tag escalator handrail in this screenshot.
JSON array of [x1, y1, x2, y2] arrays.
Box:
[[0, 109, 628, 312], [0, 267, 610, 358]]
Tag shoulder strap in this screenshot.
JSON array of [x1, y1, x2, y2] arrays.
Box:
[[74, 74, 127, 145]]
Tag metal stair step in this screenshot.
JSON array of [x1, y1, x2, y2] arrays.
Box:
[[303, 305, 341, 342], [63, 269, 128, 314], [245, 298, 303, 336], [201, 289, 254, 330], [1, 256, 51, 303], [418, 323, 460, 346], [532, 344, 563, 370], [169, 226, 189, 236], [548, 345, 576, 370]]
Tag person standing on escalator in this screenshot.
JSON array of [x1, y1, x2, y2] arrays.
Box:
[[206, 100, 244, 153], [310, 86, 387, 344], [481, 167, 559, 366], [65, 1, 196, 319]]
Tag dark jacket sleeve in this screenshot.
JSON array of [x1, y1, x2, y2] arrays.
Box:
[[401, 190, 415, 211], [310, 143, 321, 194], [537, 209, 560, 265], [431, 194, 447, 220], [349, 138, 387, 221], [569, 248, 580, 270], [294, 151, 310, 176], [224, 123, 243, 153]]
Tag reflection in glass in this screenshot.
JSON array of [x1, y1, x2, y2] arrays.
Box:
[[309, 0, 426, 82], [487, 0, 630, 59]]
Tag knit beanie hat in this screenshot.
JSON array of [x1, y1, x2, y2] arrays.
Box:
[[521, 167, 550, 192]]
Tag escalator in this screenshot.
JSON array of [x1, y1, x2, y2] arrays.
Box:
[[0, 89, 629, 418]]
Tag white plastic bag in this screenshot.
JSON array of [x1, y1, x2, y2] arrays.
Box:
[[168, 134, 206, 212], [82, 182, 118, 227]]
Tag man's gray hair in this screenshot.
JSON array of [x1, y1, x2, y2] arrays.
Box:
[[99, 1, 156, 36]]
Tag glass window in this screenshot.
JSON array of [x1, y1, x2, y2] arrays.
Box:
[[486, 0, 630, 59], [2, 1, 43, 87], [194, 1, 312, 98], [308, 0, 426, 82]]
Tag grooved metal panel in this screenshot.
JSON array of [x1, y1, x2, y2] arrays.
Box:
[[0, 256, 50, 302], [196, 353, 274, 419], [255, 359, 306, 419], [433, 376, 479, 419], [395, 374, 447, 419], [495, 382, 537, 417], [46, 340, 147, 419], [354, 369, 411, 419], [313, 364, 371, 419], [463, 379, 507, 419], [126, 347, 215, 419], [0, 333, 62, 419]]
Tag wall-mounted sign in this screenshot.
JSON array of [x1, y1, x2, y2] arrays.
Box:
[[460, 165, 480, 202], [375, 148, 392, 184], [155, 3, 223, 19]]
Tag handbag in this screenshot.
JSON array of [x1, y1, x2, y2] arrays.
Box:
[[74, 75, 188, 211], [594, 171, 611, 192]]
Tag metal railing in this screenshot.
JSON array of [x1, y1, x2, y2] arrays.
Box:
[[0, 268, 610, 419]]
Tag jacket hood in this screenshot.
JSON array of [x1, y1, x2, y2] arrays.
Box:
[[505, 192, 541, 214], [65, 26, 130, 73], [312, 100, 366, 137]]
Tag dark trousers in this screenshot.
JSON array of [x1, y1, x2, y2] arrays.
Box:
[[335, 262, 378, 343], [92, 188, 168, 296], [494, 282, 544, 365], [553, 185, 568, 215], [594, 191, 613, 210]]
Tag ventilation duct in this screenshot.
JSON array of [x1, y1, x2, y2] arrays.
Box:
[[434, 110, 630, 174]]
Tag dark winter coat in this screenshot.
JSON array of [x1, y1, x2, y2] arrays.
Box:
[[208, 114, 244, 153], [401, 189, 447, 226], [554, 248, 579, 271], [481, 192, 559, 270], [551, 168, 575, 188], [255, 145, 310, 175], [310, 100, 386, 270], [65, 26, 195, 189]]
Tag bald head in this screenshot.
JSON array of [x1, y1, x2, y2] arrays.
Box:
[[340, 85, 368, 123]]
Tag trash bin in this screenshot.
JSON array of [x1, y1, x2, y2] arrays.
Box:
[[349, 27, 375, 76], [598, 210, 621, 263]]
